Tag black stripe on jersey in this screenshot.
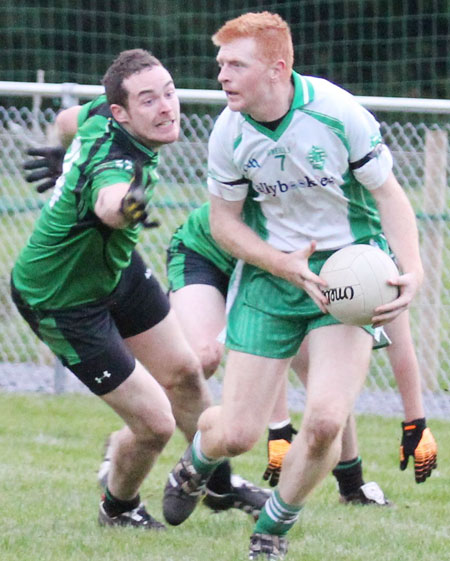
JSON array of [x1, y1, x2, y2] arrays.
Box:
[[87, 102, 112, 120], [70, 130, 116, 235], [221, 178, 251, 186], [68, 210, 111, 237], [74, 132, 110, 195], [73, 123, 142, 195], [349, 143, 383, 170]]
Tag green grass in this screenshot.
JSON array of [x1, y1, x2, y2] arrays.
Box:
[[0, 392, 449, 561]]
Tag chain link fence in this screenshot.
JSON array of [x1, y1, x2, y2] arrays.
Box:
[[0, 94, 449, 418], [2, 1, 448, 98]]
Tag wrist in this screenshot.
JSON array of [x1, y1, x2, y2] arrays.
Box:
[[267, 250, 287, 278], [268, 423, 296, 442], [268, 418, 291, 430], [402, 417, 426, 431]]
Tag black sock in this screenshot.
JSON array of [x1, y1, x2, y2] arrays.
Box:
[[268, 423, 297, 442], [103, 487, 140, 517], [332, 456, 364, 497], [206, 459, 232, 495]]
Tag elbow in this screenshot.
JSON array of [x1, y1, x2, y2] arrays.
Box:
[[210, 220, 231, 252], [209, 219, 222, 244], [209, 196, 244, 251], [209, 209, 227, 245], [94, 193, 125, 229]]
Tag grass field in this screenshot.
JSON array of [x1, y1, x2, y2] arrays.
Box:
[[0, 392, 449, 561]]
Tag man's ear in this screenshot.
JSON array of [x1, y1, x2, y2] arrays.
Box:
[[270, 59, 288, 81], [110, 103, 129, 125]]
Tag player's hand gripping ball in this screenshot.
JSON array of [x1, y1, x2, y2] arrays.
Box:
[[319, 244, 399, 325]]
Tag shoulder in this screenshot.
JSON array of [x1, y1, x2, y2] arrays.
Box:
[[299, 76, 379, 139], [78, 95, 111, 127], [305, 76, 361, 116], [209, 108, 248, 162], [212, 107, 244, 137]]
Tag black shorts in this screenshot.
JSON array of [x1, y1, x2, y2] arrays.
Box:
[[166, 242, 230, 299], [11, 251, 170, 395]]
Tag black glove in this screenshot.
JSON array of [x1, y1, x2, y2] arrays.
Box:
[[263, 424, 297, 487], [120, 160, 159, 228], [23, 146, 66, 193], [400, 418, 437, 483]]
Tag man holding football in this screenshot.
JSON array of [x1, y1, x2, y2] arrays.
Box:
[[162, 12, 426, 559]]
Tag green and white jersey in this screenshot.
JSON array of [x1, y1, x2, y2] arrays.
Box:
[[208, 72, 393, 252], [12, 95, 160, 309], [170, 202, 236, 277]]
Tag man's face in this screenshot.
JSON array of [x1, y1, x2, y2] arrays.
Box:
[[216, 37, 273, 120], [116, 65, 180, 149]]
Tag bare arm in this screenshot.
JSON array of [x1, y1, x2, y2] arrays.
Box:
[[53, 105, 82, 148], [94, 182, 130, 229], [384, 313, 425, 421], [209, 194, 327, 310], [371, 171, 424, 325]]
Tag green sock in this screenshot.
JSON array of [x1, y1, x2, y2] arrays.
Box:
[[191, 431, 224, 475], [254, 488, 302, 536]]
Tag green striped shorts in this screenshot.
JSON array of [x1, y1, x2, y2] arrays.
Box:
[[226, 237, 390, 359]]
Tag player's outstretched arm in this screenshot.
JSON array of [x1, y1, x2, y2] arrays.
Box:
[[95, 160, 159, 229]]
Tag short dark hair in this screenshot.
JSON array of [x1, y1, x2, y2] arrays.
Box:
[[102, 49, 162, 107]]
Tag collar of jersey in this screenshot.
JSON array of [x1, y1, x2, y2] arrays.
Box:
[[291, 71, 315, 108], [242, 71, 315, 140], [109, 118, 159, 164]]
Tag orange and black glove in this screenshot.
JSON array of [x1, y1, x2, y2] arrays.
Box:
[[263, 424, 297, 487], [120, 160, 159, 228], [400, 418, 437, 483]]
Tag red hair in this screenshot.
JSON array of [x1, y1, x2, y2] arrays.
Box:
[[212, 12, 294, 74]]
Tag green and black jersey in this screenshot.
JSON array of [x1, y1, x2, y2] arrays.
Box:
[[12, 95, 160, 309], [169, 202, 236, 278]]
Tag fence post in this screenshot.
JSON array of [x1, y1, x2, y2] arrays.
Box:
[[417, 128, 447, 390], [54, 357, 67, 394], [31, 69, 44, 135], [61, 83, 79, 108]]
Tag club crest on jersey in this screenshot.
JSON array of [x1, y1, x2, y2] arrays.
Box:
[[307, 146, 327, 170]]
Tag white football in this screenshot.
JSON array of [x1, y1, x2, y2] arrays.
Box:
[[319, 244, 400, 326]]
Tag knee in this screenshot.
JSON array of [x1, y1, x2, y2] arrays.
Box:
[[303, 415, 342, 459], [222, 426, 259, 457], [196, 341, 223, 378], [164, 355, 204, 390], [137, 408, 176, 447]]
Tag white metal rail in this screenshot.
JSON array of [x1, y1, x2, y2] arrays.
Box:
[[1, 80, 450, 112]]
